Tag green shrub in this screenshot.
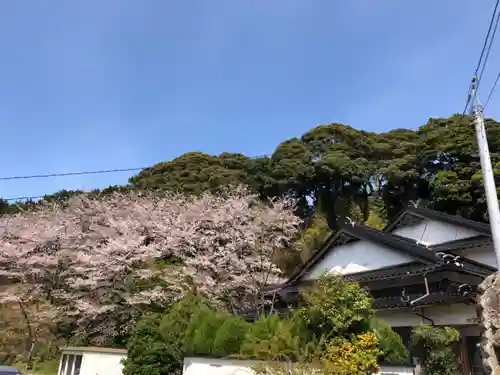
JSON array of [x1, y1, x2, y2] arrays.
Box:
[[212, 316, 251, 355], [295, 274, 373, 340], [185, 305, 229, 355], [369, 317, 409, 365], [240, 315, 300, 361], [411, 325, 460, 375], [123, 294, 246, 375], [123, 314, 178, 375]]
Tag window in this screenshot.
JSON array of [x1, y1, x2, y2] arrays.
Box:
[[65, 355, 74, 375], [58, 354, 83, 375], [73, 355, 82, 375]]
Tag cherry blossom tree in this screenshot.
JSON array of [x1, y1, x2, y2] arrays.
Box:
[[0, 186, 300, 343]]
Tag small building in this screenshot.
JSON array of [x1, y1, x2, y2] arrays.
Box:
[[57, 346, 127, 375], [246, 207, 498, 375]]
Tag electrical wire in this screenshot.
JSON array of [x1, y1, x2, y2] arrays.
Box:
[[0, 167, 148, 181], [484, 71, 500, 109], [0, 154, 273, 202], [0, 154, 273, 182], [462, 0, 500, 114], [476, 7, 500, 102]]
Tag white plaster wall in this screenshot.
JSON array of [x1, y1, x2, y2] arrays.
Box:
[[79, 352, 125, 375], [455, 244, 498, 270], [378, 367, 415, 375], [376, 303, 478, 327], [183, 357, 414, 375], [304, 240, 414, 280], [184, 357, 257, 375], [392, 220, 480, 246]]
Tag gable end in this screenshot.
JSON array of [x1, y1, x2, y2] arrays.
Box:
[[385, 207, 491, 235], [286, 225, 438, 285]]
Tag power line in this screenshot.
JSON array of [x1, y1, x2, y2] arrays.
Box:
[[0, 167, 149, 181], [484, 71, 500, 109], [477, 7, 500, 94], [0, 154, 274, 183], [463, 0, 500, 114], [0, 154, 275, 201]]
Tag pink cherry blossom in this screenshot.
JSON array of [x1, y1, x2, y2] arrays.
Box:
[[0, 186, 300, 342]]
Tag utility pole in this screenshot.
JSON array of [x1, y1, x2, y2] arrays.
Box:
[[470, 76, 500, 268]]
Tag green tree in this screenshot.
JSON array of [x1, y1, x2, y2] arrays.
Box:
[[184, 305, 229, 355], [274, 211, 331, 275], [124, 294, 250, 375], [212, 316, 250, 356], [411, 325, 460, 375], [129, 152, 254, 195], [123, 314, 177, 375], [369, 317, 409, 365], [294, 274, 373, 341], [248, 275, 381, 375], [240, 315, 301, 360]]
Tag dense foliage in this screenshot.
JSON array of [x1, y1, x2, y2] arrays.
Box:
[[124, 275, 407, 375], [128, 115, 500, 225], [369, 318, 409, 365], [411, 325, 461, 375], [3, 115, 498, 227]]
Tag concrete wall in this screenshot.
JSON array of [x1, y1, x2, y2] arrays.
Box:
[[183, 357, 415, 375]]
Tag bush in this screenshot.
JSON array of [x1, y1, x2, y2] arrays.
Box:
[[245, 275, 381, 375], [124, 294, 250, 375], [123, 314, 178, 375], [322, 332, 381, 375], [124, 294, 208, 375], [240, 315, 300, 361], [125, 275, 381, 375], [212, 316, 251, 355], [411, 325, 460, 375], [185, 305, 229, 355], [369, 317, 409, 365], [295, 274, 373, 340]]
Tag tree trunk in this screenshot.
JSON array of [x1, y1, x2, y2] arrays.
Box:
[[25, 341, 35, 371]]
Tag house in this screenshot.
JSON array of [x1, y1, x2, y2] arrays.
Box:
[[248, 207, 497, 375], [56, 346, 127, 375]]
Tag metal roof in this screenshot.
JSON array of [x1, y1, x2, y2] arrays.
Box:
[[60, 346, 127, 355]]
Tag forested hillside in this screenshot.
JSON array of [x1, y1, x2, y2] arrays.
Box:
[[4, 114, 499, 226]]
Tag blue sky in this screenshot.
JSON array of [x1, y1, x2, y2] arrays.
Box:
[[1, 0, 500, 200]]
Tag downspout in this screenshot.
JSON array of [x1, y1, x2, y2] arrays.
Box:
[[408, 276, 434, 325], [410, 276, 430, 305], [413, 309, 434, 326]]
